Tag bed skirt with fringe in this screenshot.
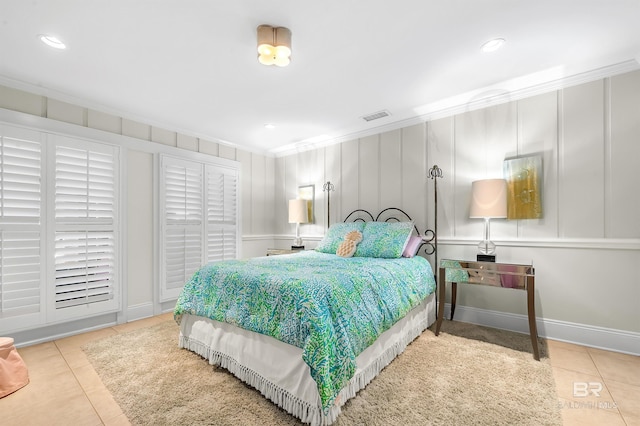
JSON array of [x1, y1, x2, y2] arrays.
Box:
[[177, 292, 436, 426]]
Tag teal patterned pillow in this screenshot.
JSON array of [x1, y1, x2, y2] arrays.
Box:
[[315, 222, 366, 254], [354, 221, 414, 258]]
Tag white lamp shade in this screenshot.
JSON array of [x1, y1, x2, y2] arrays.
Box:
[[470, 179, 507, 218], [288, 199, 309, 224]]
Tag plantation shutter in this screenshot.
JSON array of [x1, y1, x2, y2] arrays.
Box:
[[0, 231, 41, 318], [55, 147, 115, 223], [160, 156, 203, 301], [52, 141, 118, 317], [0, 134, 41, 223], [0, 127, 43, 324], [160, 156, 239, 301], [53, 231, 114, 309], [206, 166, 238, 262]]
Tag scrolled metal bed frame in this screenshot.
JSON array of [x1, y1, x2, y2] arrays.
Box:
[[343, 206, 436, 264]]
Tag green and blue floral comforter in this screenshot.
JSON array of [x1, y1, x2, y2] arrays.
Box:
[[174, 250, 435, 411]]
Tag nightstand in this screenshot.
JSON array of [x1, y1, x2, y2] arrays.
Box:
[[434, 259, 539, 360], [266, 248, 305, 256]]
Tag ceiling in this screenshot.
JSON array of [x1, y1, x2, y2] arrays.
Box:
[[1, 1, 639, 155]]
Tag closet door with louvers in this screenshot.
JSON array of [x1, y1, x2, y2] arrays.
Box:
[[49, 136, 120, 322], [0, 125, 45, 332], [160, 156, 203, 302]]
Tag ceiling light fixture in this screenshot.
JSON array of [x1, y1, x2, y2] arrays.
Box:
[[38, 34, 66, 50], [481, 38, 505, 53], [257, 25, 291, 67], [264, 123, 276, 129]]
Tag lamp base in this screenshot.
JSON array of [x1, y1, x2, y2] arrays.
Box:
[[477, 254, 496, 262], [477, 239, 496, 255], [291, 245, 304, 250], [293, 236, 303, 247]]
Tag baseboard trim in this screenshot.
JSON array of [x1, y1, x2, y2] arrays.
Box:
[[12, 313, 117, 348], [442, 304, 639, 356], [127, 302, 155, 322]]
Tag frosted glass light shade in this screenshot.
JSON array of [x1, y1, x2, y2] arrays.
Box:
[[257, 25, 291, 67], [273, 55, 290, 67]]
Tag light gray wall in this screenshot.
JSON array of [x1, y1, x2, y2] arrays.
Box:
[[275, 70, 640, 337], [127, 150, 154, 307]]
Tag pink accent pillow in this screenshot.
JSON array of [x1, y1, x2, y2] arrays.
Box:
[[402, 236, 422, 258]]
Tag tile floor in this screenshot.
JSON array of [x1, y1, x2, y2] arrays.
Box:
[[1, 315, 638, 426]]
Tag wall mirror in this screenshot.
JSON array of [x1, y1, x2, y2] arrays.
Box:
[[298, 184, 315, 223]]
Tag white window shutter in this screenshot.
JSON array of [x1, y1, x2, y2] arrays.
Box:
[[206, 166, 238, 262], [0, 231, 41, 318], [1, 126, 121, 332], [160, 156, 203, 301], [0, 126, 44, 329], [55, 146, 115, 223], [0, 134, 41, 223], [165, 226, 201, 290], [52, 139, 119, 319], [160, 156, 239, 301], [164, 162, 202, 224], [54, 231, 114, 309]]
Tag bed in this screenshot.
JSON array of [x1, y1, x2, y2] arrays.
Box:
[[174, 208, 437, 425]]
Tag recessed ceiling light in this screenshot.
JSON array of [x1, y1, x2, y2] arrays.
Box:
[[264, 123, 276, 129], [481, 38, 505, 53], [39, 34, 66, 50]]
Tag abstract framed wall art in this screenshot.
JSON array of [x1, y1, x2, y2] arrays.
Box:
[[503, 155, 543, 219]]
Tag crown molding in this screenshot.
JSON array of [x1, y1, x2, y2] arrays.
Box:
[[3, 58, 638, 160], [271, 59, 640, 158]]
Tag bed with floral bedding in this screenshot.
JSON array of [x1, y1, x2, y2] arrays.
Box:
[[174, 209, 437, 425]]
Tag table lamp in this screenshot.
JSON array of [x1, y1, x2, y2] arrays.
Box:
[[469, 179, 507, 261], [288, 199, 309, 249]]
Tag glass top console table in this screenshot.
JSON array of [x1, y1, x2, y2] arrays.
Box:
[[434, 259, 539, 360]]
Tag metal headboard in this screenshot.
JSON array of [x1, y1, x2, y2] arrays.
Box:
[[343, 207, 435, 257], [339, 165, 443, 317]]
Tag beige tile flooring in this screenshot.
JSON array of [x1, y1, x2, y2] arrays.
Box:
[[2, 315, 639, 426]]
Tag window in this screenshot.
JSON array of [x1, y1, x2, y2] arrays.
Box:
[[160, 155, 239, 301], [206, 165, 238, 262], [160, 156, 202, 301], [0, 125, 44, 331], [49, 137, 119, 322], [0, 126, 120, 332]]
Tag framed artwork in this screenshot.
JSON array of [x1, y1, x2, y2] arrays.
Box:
[[503, 155, 542, 219], [298, 184, 314, 223]]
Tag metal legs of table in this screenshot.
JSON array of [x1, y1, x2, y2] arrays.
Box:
[[434, 268, 540, 361], [526, 275, 540, 360]]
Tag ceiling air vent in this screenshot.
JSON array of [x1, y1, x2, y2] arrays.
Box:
[[361, 110, 391, 122]]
